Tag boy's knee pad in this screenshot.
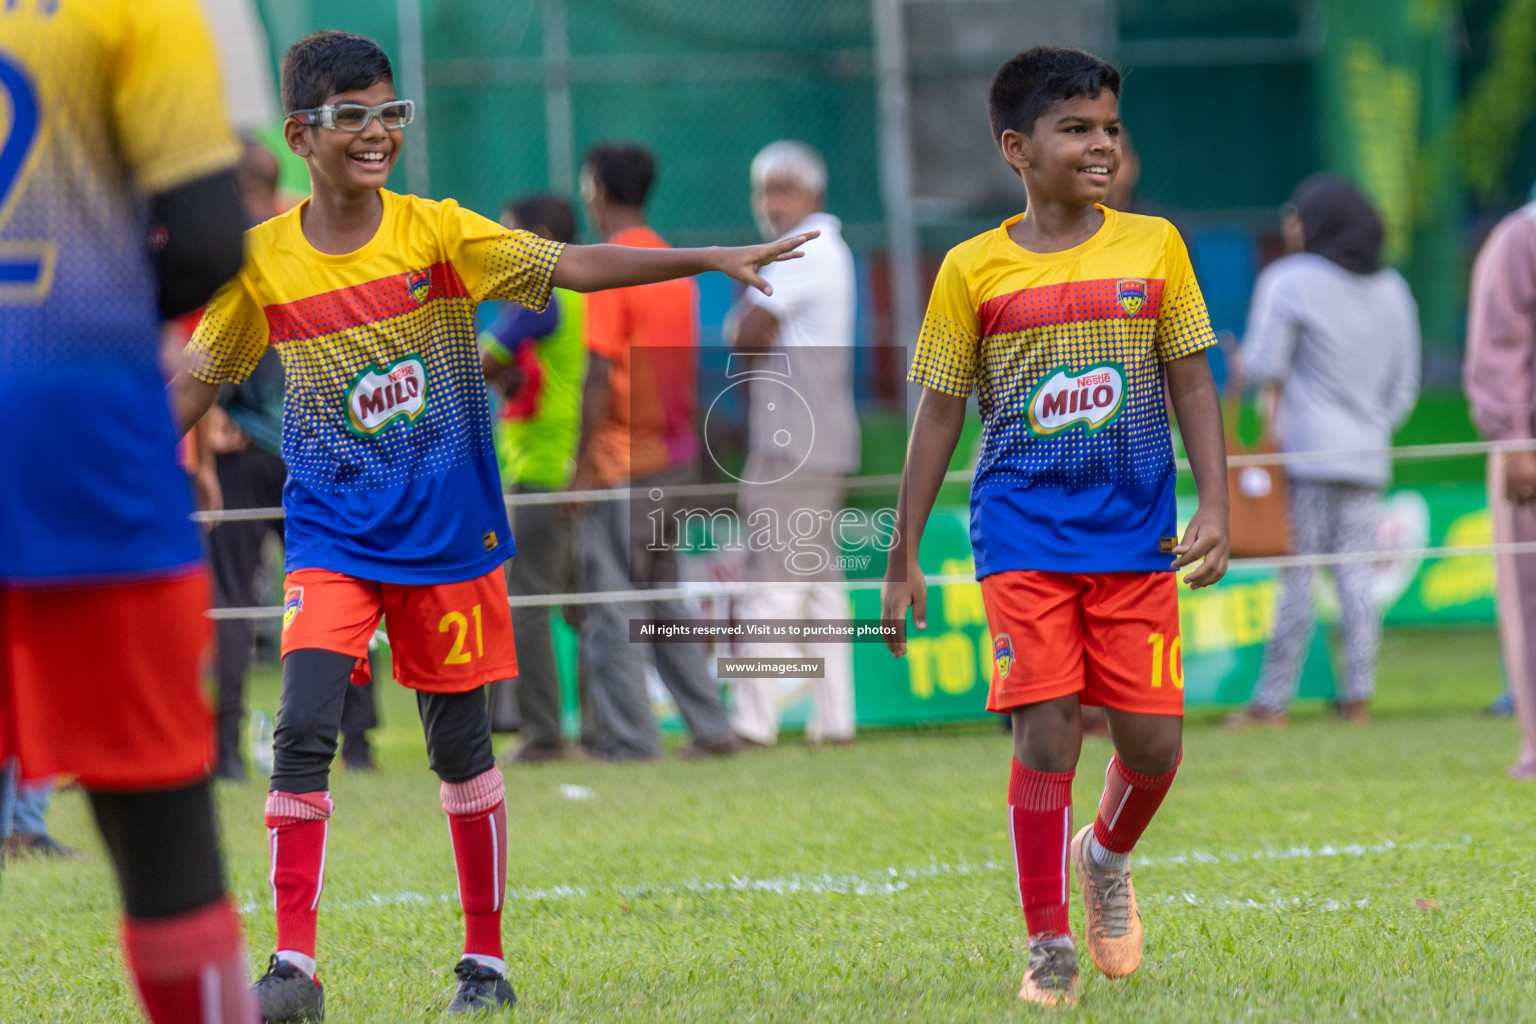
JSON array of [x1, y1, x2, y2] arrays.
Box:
[[440, 767, 505, 817]]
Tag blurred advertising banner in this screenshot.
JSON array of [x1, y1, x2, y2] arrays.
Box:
[[548, 482, 1494, 735], [1314, 0, 1462, 346], [841, 484, 1493, 723]]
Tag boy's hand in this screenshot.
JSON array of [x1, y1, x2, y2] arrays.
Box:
[[880, 564, 927, 657], [1173, 506, 1230, 589], [714, 231, 819, 296], [1506, 449, 1536, 505]]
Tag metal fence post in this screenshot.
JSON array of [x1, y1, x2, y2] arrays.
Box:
[[871, 0, 923, 403], [542, 0, 575, 195], [397, 0, 431, 197]]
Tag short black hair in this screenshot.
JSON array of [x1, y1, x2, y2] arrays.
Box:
[[503, 193, 577, 244], [281, 31, 394, 114], [988, 46, 1121, 141], [583, 142, 656, 208]]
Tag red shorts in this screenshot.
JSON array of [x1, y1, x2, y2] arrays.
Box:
[[0, 570, 213, 789], [280, 567, 517, 693], [981, 570, 1184, 716]]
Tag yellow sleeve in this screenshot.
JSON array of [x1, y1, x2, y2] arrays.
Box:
[[1154, 225, 1218, 363], [441, 201, 565, 310], [908, 250, 979, 397], [186, 273, 270, 385], [112, 0, 242, 195]]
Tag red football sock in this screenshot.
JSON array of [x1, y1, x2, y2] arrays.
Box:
[[1092, 750, 1181, 855], [1008, 759, 1074, 939], [442, 768, 508, 962], [122, 897, 257, 1024], [264, 791, 333, 961]]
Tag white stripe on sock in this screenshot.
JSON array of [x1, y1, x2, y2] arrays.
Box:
[[311, 821, 328, 911], [1006, 807, 1025, 909], [201, 962, 222, 1024], [490, 815, 502, 913], [1059, 806, 1070, 905], [1106, 778, 1133, 833]]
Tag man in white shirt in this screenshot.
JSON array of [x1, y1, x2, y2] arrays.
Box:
[[726, 140, 861, 746]]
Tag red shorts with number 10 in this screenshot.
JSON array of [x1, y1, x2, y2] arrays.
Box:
[[980, 570, 1184, 716], [280, 567, 517, 693]]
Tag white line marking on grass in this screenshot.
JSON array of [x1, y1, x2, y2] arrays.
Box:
[[236, 836, 1470, 916], [1133, 836, 1471, 869], [1148, 893, 1373, 912]]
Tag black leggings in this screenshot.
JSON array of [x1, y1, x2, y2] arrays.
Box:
[[88, 779, 227, 919], [271, 648, 494, 793]]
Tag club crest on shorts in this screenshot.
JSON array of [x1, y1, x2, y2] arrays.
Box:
[[406, 268, 432, 304], [282, 586, 304, 631], [993, 633, 1014, 680]]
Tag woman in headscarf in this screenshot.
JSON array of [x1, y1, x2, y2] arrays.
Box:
[[1226, 174, 1421, 727]]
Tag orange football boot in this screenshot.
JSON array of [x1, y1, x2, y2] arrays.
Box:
[[1071, 824, 1143, 978], [1017, 938, 1079, 1007]]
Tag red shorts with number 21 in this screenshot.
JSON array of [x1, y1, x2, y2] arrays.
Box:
[[280, 567, 517, 693], [980, 570, 1184, 716]]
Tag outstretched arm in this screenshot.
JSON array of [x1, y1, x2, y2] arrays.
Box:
[[1165, 353, 1230, 588], [170, 369, 221, 437], [550, 231, 817, 296], [881, 387, 968, 656]]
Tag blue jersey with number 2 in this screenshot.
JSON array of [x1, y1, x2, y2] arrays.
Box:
[[0, 0, 241, 583]]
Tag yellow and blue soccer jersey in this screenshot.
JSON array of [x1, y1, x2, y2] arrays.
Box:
[[0, 0, 240, 582], [188, 191, 564, 584], [910, 207, 1216, 576]]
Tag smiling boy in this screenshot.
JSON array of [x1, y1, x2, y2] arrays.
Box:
[[881, 47, 1229, 1005], [170, 30, 813, 1021]]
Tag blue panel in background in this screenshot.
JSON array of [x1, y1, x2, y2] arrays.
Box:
[[1189, 229, 1256, 337]]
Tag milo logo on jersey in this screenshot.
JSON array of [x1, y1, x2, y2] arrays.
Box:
[[1026, 362, 1126, 436], [346, 355, 429, 436]]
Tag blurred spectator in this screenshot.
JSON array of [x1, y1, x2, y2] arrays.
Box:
[[202, 137, 379, 778], [482, 194, 587, 763], [191, 137, 286, 779], [727, 141, 859, 747], [1103, 129, 1165, 219], [1227, 175, 1420, 728], [573, 141, 739, 760], [1465, 196, 1536, 778], [0, 761, 79, 859]]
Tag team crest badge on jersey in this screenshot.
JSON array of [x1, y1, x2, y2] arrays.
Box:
[[407, 268, 432, 304], [282, 587, 304, 631], [1026, 362, 1126, 436], [1116, 278, 1147, 316], [993, 633, 1014, 680], [346, 356, 429, 436]]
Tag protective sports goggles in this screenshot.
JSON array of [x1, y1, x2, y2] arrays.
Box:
[[287, 99, 415, 132]]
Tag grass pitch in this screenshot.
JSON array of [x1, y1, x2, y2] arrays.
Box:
[[0, 628, 1527, 1022]]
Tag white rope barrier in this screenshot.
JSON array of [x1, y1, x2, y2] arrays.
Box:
[[202, 540, 1536, 621], [189, 437, 1536, 525]]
